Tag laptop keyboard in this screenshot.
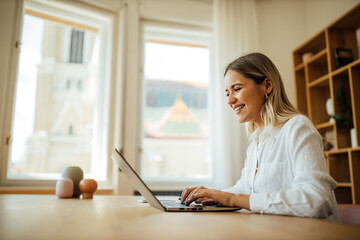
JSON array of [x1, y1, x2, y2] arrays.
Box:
[[161, 201, 202, 208]]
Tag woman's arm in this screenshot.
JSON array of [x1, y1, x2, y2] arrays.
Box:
[[181, 186, 250, 210]]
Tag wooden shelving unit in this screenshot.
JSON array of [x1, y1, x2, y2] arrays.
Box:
[[293, 4, 360, 204]]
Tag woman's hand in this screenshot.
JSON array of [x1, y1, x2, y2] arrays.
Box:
[[180, 186, 250, 210], [180, 186, 216, 205]]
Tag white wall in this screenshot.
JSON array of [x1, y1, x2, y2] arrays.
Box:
[[256, 0, 306, 106], [256, 0, 360, 106], [305, 0, 360, 38]]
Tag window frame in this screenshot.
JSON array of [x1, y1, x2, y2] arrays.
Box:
[[0, 0, 119, 190], [138, 20, 214, 191]]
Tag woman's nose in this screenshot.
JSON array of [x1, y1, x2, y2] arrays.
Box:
[[228, 93, 236, 105]]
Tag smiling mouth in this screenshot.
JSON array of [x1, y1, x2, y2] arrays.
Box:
[[234, 104, 245, 112]]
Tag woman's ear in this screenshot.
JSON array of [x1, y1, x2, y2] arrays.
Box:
[[264, 78, 273, 94]]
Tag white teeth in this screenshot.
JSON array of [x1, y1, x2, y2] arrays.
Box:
[[235, 105, 245, 111]]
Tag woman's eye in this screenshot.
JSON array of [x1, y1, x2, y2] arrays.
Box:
[[225, 88, 241, 97]]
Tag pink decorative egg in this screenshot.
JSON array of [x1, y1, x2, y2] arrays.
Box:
[[56, 177, 74, 198]]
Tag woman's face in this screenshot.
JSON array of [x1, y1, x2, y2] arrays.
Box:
[[225, 70, 267, 128]]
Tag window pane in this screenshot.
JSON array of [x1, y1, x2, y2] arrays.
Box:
[[142, 41, 211, 179], [8, 12, 106, 180]]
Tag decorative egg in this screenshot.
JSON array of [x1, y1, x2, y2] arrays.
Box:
[[56, 177, 74, 198], [61, 166, 83, 198], [79, 179, 98, 199]]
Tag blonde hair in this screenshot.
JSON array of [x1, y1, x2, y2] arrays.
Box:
[[225, 52, 299, 133]]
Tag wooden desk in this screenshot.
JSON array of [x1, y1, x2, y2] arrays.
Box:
[[1, 195, 359, 240]]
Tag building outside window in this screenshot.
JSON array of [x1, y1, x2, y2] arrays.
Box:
[[5, 1, 113, 184], [140, 25, 212, 186]]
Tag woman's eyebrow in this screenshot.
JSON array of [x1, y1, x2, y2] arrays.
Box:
[[231, 83, 243, 88]]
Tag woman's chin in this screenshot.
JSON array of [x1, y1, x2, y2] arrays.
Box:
[[237, 117, 247, 123]]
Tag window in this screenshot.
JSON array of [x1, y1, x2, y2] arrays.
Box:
[[140, 25, 212, 186], [3, 1, 114, 185]]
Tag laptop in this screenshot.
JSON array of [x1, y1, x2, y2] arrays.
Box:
[[111, 148, 241, 212]]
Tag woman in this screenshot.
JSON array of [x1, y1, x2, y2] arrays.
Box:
[[181, 52, 340, 221]]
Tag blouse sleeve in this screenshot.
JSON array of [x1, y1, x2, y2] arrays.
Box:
[[249, 116, 339, 219]]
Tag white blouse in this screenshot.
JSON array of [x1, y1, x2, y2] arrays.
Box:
[[224, 115, 341, 221]]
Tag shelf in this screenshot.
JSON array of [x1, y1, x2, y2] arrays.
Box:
[[350, 63, 360, 149], [307, 51, 329, 83], [307, 49, 328, 65], [295, 49, 328, 69], [334, 187, 353, 204], [328, 151, 350, 185], [316, 121, 334, 131], [350, 151, 360, 203], [294, 63, 304, 71], [332, 69, 353, 149], [350, 147, 360, 152], [326, 147, 360, 155], [337, 182, 352, 187], [308, 74, 329, 88], [308, 75, 330, 125], [328, 148, 349, 155], [293, 3, 360, 205], [349, 58, 360, 68], [332, 58, 360, 77], [327, 27, 359, 71], [293, 31, 327, 66], [294, 67, 307, 115]]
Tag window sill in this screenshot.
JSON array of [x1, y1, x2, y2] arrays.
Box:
[[0, 187, 114, 195]]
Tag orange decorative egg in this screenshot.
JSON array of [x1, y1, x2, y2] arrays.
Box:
[[79, 179, 98, 199]]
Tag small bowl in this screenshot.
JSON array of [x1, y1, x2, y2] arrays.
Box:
[[302, 52, 314, 63]]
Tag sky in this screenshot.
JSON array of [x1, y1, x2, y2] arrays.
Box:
[[144, 42, 210, 84]]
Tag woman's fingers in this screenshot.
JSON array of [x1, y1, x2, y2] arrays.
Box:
[[195, 197, 210, 203], [180, 187, 197, 203], [182, 188, 237, 207], [184, 187, 210, 205], [181, 186, 208, 204]]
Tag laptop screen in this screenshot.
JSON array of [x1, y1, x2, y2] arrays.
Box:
[[111, 148, 165, 211]]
